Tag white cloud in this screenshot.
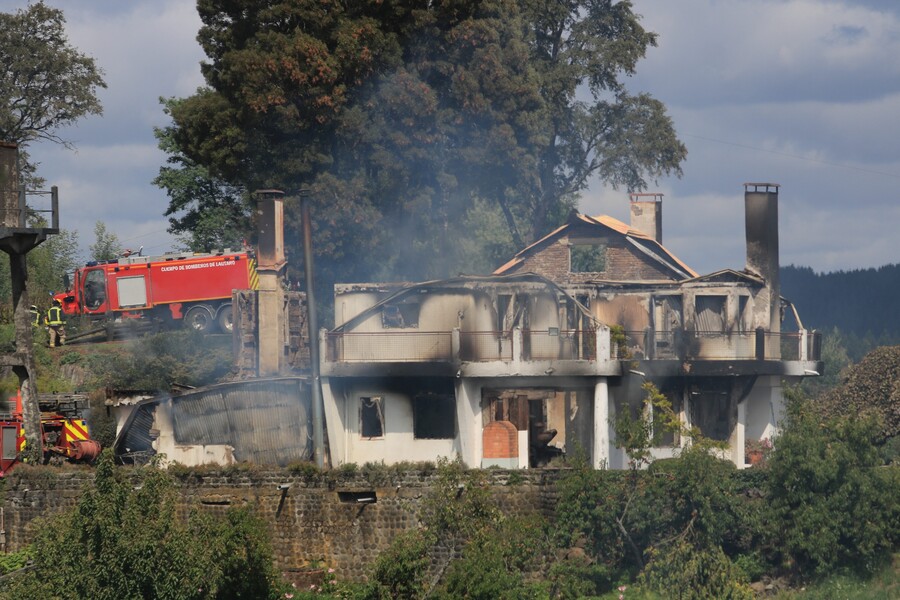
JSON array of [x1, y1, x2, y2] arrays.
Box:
[[576, 1, 900, 274], [631, 0, 900, 105], [2, 0, 895, 274]]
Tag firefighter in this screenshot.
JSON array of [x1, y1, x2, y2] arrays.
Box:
[[45, 299, 66, 347], [29, 305, 40, 327]]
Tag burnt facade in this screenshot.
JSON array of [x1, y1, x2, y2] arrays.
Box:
[[320, 184, 822, 470]]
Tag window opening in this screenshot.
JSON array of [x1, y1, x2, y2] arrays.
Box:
[[360, 397, 384, 438], [497, 294, 512, 332], [413, 393, 456, 439], [570, 244, 607, 273], [695, 295, 727, 332], [382, 302, 420, 328], [690, 387, 733, 442]]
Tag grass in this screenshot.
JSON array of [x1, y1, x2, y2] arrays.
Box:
[[771, 554, 899, 599]]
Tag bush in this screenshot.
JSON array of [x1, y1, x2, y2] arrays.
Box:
[[85, 330, 233, 391], [767, 391, 900, 577], [433, 517, 549, 600], [0, 451, 286, 599], [361, 529, 435, 600], [642, 540, 754, 600]]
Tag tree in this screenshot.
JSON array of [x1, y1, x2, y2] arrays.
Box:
[[766, 390, 899, 577], [516, 0, 686, 244], [0, 1, 105, 181], [160, 0, 683, 289], [154, 98, 251, 252], [89, 221, 122, 261]]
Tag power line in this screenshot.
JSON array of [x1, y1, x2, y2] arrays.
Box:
[[682, 133, 900, 180]]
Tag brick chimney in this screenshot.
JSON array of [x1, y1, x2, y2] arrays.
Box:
[[629, 193, 663, 243], [744, 183, 780, 333]]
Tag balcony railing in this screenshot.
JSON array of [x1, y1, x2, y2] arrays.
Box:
[[459, 331, 513, 362], [324, 327, 821, 364], [622, 329, 821, 361], [0, 187, 59, 229], [325, 331, 453, 362], [524, 329, 597, 361]]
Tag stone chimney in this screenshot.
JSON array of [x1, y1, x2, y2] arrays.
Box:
[[629, 193, 663, 243], [744, 183, 780, 333]]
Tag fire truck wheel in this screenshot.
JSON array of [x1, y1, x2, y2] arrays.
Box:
[[184, 305, 214, 333], [216, 304, 233, 333]]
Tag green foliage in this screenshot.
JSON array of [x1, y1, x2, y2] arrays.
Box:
[[434, 516, 549, 600], [422, 457, 500, 539], [153, 97, 251, 253], [647, 446, 747, 550], [89, 221, 123, 261], [0, 451, 285, 599], [766, 391, 900, 577], [85, 330, 233, 390], [0, 1, 105, 158], [770, 554, 900, 599], [87, 388, 117, 450], [161, 0, 684, 291], [553, 458, 630, 575], [360, 529, 436, 600], [570, 244, 607, 273], [0, 548, 30, 576], [800, 327, 851, 397], [360, 458, 548, 600], [612, 381, 684, 467], [285, 461, 322, 478], [58, 350, 81, 365], [547, 561, 616, 600], [781, 265, 900, 354], [0, 226, 79, 320], [642, 540, 754, 600], [817, 345, 900, 442], [554, 443, 759, 595]]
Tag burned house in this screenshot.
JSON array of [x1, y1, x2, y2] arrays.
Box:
[[320, 184, 823, 469]]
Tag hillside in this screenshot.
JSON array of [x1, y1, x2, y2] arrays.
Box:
[[781, 264, 900, 356]]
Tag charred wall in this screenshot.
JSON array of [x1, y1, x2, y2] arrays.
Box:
[[233, 290, 310, 378], [512, 237, 677, 284]]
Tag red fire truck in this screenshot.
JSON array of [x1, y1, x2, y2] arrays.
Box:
[[0, 392, 101, 476], [54, 250, 258, 334]]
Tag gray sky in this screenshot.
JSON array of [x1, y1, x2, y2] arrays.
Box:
[[4, 0, 899, 275]]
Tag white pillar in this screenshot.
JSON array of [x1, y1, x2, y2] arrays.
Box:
[[680, 388, 692, 449], [512, 327, 523, 366], [455, 378, 482, 468], [592, 378, 609, 469], [321, 378, 344, 466], [517, 430, 529, 469], [735, 399, 747, 468], [596, 325, 611, 362]]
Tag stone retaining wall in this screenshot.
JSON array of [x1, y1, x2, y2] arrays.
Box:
[[0, 466, 562, 582]]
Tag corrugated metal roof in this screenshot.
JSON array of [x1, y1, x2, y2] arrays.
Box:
[[114, 377, 313, 466]]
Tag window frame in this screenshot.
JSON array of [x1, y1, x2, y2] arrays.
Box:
[[359, 396, 385, 439]]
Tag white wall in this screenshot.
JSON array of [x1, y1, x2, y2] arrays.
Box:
[[337, 386, 457, 465]]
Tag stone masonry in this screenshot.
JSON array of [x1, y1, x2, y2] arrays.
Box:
[[0, 466, 560, 583]]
